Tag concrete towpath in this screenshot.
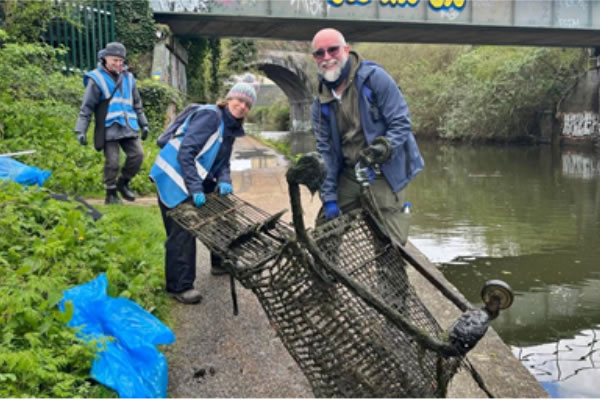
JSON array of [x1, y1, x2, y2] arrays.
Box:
[[161, 135, 547, 398]]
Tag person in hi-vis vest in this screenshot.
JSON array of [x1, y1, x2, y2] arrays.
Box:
[[150, 81, 257, 304], [74, 42, 150, 204]]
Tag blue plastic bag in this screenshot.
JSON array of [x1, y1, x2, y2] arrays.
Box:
[[0, 156, 51, 186], [59, 274, 175, 398]]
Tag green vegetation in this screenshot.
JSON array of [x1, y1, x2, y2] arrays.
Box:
[[0, 182, 168, 397], [0, 0, 57, 43], [182, 37, 222, 103], [248, 101, 290, 131], [355, 43, 587, 141], [112, 0, 157, 78]]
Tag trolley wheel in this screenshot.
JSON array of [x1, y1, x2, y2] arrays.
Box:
[[481, 280, 514, 311]]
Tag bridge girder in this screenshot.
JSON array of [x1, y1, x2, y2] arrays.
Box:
[[154, 13, 600, 48]]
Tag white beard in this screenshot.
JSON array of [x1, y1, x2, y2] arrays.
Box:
[[319, 55, 349, 82]]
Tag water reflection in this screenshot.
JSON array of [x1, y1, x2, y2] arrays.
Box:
[[562, 152, 600, 179], [404, 141, 600, 397], [230, 148, 284, 171], [513, 327, 600, 398]]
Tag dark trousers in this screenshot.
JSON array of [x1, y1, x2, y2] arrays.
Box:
[[103, 138, 144, 189], [158, 179, 223, 293], [159, 198, 196, 293]]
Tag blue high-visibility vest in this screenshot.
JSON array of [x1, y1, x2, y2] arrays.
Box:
[[149, 105, 224, 208], [84, 68, 139, 131]]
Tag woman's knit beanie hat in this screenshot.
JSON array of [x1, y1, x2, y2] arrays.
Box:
[[226, 81, 257, 108]]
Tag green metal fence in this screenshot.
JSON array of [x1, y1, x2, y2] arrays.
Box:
[[46, 0, 114, 73]]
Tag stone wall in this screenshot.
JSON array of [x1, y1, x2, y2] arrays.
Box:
[[151, 34, 188, 94], [556, 66, 600, 145]]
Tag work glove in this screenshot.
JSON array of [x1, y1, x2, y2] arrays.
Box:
[[355, 166, 375, 184], [217, 182, 233, 196], [324, 200, 341, 221], [192, 192, 206, 208], [364, 167, 376, 184], [141, 126, 149, 141], [77, 133, 87, 146]]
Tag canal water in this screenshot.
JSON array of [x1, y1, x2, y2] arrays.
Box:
[[254, 131, 600, 397], [404, 140, 600, 398]]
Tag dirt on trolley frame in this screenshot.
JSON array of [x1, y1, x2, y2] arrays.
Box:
[[164, 135, 548, 398]]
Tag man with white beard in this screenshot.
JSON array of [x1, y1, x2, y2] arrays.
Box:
[[310, 28, 425, 245]]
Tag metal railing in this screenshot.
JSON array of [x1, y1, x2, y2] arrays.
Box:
[[46, 0, 114, 73]]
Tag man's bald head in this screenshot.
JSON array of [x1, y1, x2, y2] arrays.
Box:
[[312, 28, 346, 49]]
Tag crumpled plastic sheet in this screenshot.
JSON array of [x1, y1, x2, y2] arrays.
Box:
[[0, 156, 51, 186], [59, 274, 175, 398]]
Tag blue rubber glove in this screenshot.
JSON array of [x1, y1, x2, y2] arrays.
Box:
[[365, 167, 375, 184], [192, 192, 206, 208], [324, 201, 341, 221], [217, 182, 233, 196]]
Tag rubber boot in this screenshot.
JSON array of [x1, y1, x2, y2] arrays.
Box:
[[105, 188, 121, 205], [117, 177, 136, 202]]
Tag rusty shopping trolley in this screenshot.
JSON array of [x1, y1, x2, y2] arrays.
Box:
[[167, 152, 514, 398]]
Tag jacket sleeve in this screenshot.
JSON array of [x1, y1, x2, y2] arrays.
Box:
[[74, 81, 102, 135], [312, 100, 339, 203], [214, 141, 233, 185], [177, 110, 221, 194], [370, 67, 412, 150], [133, 86, 149, 129]]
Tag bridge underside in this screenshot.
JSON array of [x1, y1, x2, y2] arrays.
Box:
[[154, 13, 600, 48]]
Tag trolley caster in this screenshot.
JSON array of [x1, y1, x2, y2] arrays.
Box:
[[481, 280, 514, 320]]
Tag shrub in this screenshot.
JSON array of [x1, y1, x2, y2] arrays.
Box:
[[0, 182, 168, 397], [247, 102, 290, 131]]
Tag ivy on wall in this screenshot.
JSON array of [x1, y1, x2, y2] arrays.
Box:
[[110, 0, 156, 78], [180, 37, 221, 103], [181, 37, 209, 103]]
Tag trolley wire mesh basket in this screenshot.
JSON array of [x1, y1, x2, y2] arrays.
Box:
[[167, 153, 513, 397]]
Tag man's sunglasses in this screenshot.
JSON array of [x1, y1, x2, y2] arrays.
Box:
[[312, 45, 341, 59]]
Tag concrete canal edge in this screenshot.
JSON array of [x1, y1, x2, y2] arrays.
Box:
[[406, 242, 549, 398]]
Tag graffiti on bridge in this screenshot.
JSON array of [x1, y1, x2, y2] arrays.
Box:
[[326, 0, 466, 10], [562, 112, 600, 137]]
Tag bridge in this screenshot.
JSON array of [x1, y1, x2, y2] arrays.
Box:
[[149, 0, 600, 147], [151, 0, 600, 47]]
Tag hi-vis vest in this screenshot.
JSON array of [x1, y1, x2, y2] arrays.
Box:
[[84, 68, 139, 131], [149, 105, 225, 209]]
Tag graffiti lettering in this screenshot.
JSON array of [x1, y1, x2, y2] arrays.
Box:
[[328, 0, 466, 10], [327, 0, 372, 7], [380, 0, 419, 7], [440, 9, 460, 19], [558, 18, 581, 28], [291, 0, 323, 15], [558, 0, 586, 11], [562, 112, 599, 137], [428, 0, 466, 10]]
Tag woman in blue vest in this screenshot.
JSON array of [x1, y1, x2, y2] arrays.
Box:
[[150, 81, 257, 304], [74, 42, 150, 204]]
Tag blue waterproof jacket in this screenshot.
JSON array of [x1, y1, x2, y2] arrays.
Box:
[[312, 60, 425, 203], [150, 105, 245, 208], [84, 68, 139, 130]]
